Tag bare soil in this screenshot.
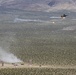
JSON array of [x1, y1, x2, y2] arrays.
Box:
[[0, 63, 76, 69]]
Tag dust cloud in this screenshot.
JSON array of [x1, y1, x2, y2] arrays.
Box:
[[0, 47, 22, 63]]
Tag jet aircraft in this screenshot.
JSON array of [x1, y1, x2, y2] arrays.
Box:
[[61, 14, 68, 19]]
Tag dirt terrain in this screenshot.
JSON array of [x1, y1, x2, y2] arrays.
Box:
[[0, 63, 76, 69]]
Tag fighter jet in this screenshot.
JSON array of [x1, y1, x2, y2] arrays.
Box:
[[61, 14, 68, 19]]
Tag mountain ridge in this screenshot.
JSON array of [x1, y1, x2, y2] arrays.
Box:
[[0, 0, 76, 12]]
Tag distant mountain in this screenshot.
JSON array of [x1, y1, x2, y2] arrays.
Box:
[[0, 0, 76, 12]]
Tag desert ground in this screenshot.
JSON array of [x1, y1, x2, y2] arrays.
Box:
[[0, 63, 76, 69]]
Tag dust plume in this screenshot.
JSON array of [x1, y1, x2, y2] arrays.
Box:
[[0, 47, 22, 63]]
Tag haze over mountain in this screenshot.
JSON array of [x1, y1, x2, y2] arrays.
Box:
[[0, 0, 76, 12]]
